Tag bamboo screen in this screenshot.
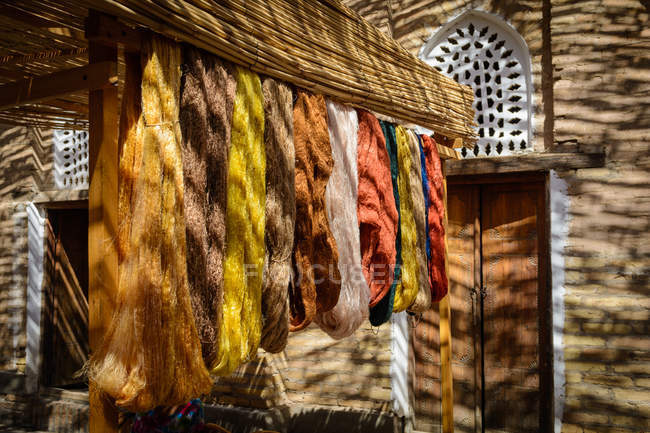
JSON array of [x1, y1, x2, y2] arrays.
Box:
[[78, 0, 476, 142]]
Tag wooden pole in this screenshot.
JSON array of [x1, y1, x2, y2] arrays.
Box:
[[88, 19, 120, 433], [440, 162, 454, 433]]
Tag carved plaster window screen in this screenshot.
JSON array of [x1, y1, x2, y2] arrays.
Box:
[[421, 12, 532, 158], [53, 129, 89, 189]]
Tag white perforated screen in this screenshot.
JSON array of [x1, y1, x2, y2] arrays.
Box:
[[53, 129, 89, 189], [421, 13, 532, 157]]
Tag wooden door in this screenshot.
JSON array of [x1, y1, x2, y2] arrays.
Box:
[[412, 177, 549, 433], [481, 183, 546, 433]]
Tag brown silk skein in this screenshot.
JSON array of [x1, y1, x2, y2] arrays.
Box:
[[290, 90, 341, 332], [180, 47, 236, 368], [260, 77, 295, 352]]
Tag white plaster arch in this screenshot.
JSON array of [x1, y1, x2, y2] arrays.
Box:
[[420, 10, 534, 158]]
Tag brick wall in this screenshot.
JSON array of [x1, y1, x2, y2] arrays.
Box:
[[209, 322, 393, 413], [551, 0, 650, 431], [0, 125, 53, 372]]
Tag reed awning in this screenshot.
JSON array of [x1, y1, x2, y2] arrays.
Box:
[[0, 0, 475, 143]]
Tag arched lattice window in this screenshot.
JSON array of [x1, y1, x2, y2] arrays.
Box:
[[421, 11, 532, 157], [53, 129, 89, 189]]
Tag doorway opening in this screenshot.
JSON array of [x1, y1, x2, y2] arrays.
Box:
[[41, 205, 89, 389]]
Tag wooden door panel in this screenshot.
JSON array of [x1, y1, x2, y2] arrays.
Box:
[[448, 185, 481, 433], [413, 185, 481, 433], [482, 186, 542, 433]]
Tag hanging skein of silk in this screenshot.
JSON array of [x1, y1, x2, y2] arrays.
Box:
[[212, 67, 266, 376], [89, 36, 211, 412], [405, 130, 431, 313], [418, 135, 431, 262], [392, 126, 419, 312], [315, 101, 370, 339], [260, 77, 295, 353], [290, 90, 341, 332], [180, 47, 236, 368], [420, 134, 449, 302], [356, 110, 398, 313], [369, 121, 401, 326]]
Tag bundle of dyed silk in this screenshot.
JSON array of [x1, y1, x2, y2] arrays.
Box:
[[356, 110, 398, 322], [315, 101, 369, 339], [89, 36, 211, 411], [290, 90, 341, 332], [212, 67, 266, 375], [260, 77, 295, 353], [180, 47, 236, 368], [420, 134, 448, 302], [392, 126, 419, 312], [369, 121, 401, 326], [131, 399, 205, 433], [405, 130, 431, 312], [418, 135, 432, 262]]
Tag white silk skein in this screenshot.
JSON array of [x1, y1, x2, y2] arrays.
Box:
[[315, 101, 370, 339]]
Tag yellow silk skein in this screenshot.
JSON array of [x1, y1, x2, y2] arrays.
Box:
[[392, 126, 420, 312], [212, 67, 266, 376]]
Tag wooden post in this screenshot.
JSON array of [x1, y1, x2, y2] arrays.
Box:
[[88, 22, 120, 433], [439, 163, 454, 433]]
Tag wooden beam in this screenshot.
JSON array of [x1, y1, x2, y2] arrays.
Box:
[[437, 143, 460, 161], [0, 62, 117, 110], [85, 12, 142, 52], [440, 161, 454, 433], [445, 151, 606, 176], [87, 33, 119, 433]]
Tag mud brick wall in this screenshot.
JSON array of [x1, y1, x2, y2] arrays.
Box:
[[210, 322, 393, 412], [0, 125, 53, 372], [551, 0, 649, 431]]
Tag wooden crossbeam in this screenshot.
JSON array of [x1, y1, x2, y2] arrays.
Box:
[[437, 143, 460, 161], [0, 62, 117, 110], [445, 151, 606, 176]]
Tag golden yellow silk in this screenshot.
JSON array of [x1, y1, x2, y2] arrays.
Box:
[[392, 126, 420, 312], [212, 67, 266, 376]]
